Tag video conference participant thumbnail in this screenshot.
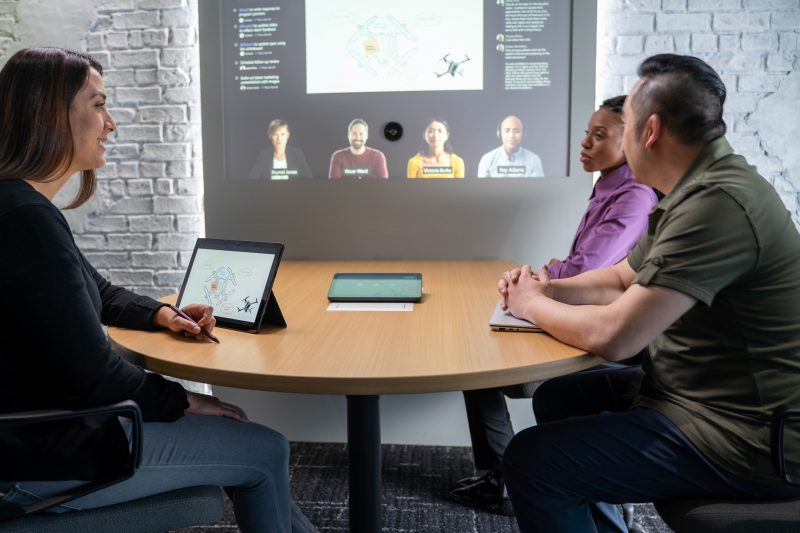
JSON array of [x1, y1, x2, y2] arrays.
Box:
[[247, 119, 313, 180], [477, 115, 544, 178], [328, 119, 388, 179], [407, 118, 465, 178]]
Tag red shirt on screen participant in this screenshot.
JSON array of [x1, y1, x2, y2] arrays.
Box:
[[328, 146, 388, 179]]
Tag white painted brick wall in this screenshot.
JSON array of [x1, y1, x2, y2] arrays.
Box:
[[0, 2, 14, 57], [598, 0, 800, 228], [83, 0, 203, 298]]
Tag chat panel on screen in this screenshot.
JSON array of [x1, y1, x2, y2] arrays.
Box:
[[220, 0, 572, 180]]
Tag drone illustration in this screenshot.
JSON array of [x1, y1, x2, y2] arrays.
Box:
[[238, 296, 259, 314], [435, 53, 470, 78]]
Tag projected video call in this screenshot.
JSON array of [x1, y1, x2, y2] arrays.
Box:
[[222, 0, 571, 180]]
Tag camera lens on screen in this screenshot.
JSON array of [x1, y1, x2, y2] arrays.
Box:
[[383, 122, 403, 141]]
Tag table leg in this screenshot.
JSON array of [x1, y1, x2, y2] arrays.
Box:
[[346, 395, 381, 533]]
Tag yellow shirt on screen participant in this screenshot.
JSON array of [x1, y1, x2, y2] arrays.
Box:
[[406, 153, 466, 178]]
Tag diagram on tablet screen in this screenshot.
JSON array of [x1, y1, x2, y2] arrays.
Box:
[[181, 248, 274, 321], [203, 266, 237, 307]]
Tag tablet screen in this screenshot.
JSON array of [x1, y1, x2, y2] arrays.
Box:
[[328, 273, 422, 302], [176, 239, 283, 330]]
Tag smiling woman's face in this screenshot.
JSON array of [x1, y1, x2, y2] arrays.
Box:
[[425, 121, 449, 149], [68, 68, 115, 173]]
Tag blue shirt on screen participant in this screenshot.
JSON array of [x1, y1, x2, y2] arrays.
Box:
[[478, 115, 544, 177], [477, 146, 544, 178]]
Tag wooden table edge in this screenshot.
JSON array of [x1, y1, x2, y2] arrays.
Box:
[[113, 338, 602, 395]]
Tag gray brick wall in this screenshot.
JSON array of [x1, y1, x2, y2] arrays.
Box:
[[598, 0, 800, 226]]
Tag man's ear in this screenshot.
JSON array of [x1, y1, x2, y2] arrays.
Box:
[[643, 114, 662, 150]]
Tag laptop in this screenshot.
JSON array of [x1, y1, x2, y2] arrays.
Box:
[[489, 300, 542, 333]]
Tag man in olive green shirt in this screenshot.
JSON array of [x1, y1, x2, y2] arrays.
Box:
[[499, 54, 800, 532]]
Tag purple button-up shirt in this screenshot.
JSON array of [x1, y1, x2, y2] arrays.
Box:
[[547, 163, 658, 279]]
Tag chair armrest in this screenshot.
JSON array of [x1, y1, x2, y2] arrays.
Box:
[[0, 400, 142, 469], [771, 406, 800, 486], [0, 400, 143, 521]]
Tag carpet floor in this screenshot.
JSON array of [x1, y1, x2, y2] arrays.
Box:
[[174, 442, 673, 532]]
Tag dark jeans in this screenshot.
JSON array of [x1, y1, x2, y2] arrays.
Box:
[[463, 356, 643, 474], [502, 366, 800, 532]]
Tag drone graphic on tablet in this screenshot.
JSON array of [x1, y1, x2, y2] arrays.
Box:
[[238, 296, 259, 314]]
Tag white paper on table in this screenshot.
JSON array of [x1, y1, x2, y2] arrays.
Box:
[[326, 302, 414, 312]]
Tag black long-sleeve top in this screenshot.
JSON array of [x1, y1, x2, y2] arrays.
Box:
[[0, 179, 188, 480]]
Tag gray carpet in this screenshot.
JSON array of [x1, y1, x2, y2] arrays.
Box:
[[175, 442, 673, 532]]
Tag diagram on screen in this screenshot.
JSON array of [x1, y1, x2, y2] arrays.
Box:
[[306, 0, 482, 94], [347, 15, 416, 76], [203, 266, 237, 308], [181, 249, 274, 321]]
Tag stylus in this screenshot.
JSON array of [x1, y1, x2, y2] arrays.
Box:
[[167, 304, 221, 344]]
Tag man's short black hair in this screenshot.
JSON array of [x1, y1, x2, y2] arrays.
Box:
[[632, 54, 727, 145]]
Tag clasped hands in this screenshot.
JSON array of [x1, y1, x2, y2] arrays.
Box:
[[498, 264, 553, 319]]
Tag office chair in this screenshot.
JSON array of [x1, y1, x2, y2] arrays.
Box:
[[655, 406, 800, 532], [0, 400, 224, 533]]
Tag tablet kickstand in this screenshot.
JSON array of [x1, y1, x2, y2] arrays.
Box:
[[260, 291, 287, 329]]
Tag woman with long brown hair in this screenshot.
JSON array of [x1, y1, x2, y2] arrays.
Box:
[[0, 47, 314, 532]]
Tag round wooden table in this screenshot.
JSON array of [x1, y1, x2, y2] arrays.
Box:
[[110, 260, 598, 532]]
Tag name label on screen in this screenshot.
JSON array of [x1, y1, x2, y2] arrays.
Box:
[[343, 167, 370, 175], [422, 166, 453, 175], [496, 165, 526, 176]]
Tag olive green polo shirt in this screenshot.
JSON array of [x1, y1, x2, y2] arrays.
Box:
[[629, 137, 800, 486]]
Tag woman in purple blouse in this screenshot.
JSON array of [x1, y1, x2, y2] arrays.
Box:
[[548, 95, 659, 278], [450, 95, 658, 515]]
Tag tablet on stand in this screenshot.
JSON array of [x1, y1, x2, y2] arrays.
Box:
[[176, 238, 286, 332]]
